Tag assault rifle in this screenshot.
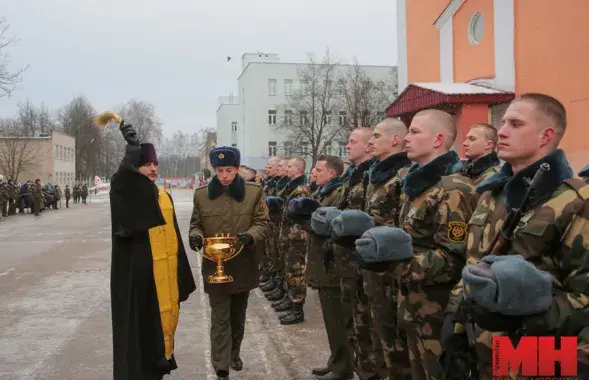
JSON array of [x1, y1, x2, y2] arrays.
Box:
[[442, 162, 551, 380]]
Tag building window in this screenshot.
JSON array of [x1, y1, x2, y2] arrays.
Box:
[[300, 80, 308, 91], [284, 79, 293, 95], [284, 141, 293, 156], [301, 142, 309, 155], [268, 110, 277, 125], [268, 79, 277, 96], [338, 111, 347, 126], [337, 80, 345, 96], [300, 111, 308, 126], [284, 110, 293, 126], [469, 12, 484, 45], [323, 112, 332, 126], [268, 141, 277, 156], [324, 143, 332, 156], [337, 142, 346, 157], [231, 121, 237, 132]]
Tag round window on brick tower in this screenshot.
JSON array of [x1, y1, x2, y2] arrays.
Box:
[[469, 12, 484, 45]]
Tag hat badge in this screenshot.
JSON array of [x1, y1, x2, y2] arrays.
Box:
[[218, 153, 225, 159]]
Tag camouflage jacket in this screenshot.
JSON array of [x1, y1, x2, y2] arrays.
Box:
[[279, 175, 311, 247], [447, 149, 589, 348], [364, 152, 412, 227], [272, 175, 289, 197], [333, 158, 376, 278], [263, 175, 279, 196], [306, 177, 344, 287], [396, 151, 477, 328], [458, 151, 501, 187]]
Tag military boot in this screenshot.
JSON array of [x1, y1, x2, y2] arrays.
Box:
[[261, 278, 277, 292], [279, 303, 304, 325], [259, 273, 271, 283], [274, 297, 294, 312], [267, 288, 285, 301], [270, 293, 289, 307], [259, 276, 275, 289]]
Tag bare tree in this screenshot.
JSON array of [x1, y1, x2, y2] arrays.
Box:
[[276, 49, 343, 165], [339, 59, 398, 133], [0, 17, 28, 98], [0, 118, 44, 181], [57, 95, 100, 181], [16, 99, 54, 137], [117, 99, 163, 144]]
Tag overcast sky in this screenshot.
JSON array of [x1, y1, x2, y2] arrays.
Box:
[[0, 0, 398, 136]]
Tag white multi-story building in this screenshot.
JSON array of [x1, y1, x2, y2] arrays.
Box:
[[216, 53, 397, 169]]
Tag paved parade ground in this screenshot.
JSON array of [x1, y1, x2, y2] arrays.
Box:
[[0, 190, 344, 380]]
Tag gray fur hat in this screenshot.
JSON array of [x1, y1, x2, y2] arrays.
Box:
[[331, 210, 375, 238], [355, 226, 413, 263], [311, 207, 342, 237], [462, 255, 553, 316]]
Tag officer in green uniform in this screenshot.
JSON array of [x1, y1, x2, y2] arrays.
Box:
[[188, 146, 271, 380]]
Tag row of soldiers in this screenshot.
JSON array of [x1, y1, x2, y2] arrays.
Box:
[[257, 92, 589, 379]]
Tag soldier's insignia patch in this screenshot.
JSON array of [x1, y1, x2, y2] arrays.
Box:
[[448, 221, 467, 243], [218, 153, 225, 159]]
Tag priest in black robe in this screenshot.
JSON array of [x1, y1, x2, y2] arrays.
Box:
[[106, 113, 197, 380]]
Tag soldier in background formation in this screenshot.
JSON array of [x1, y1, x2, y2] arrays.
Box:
[[253, 91, 588, 380]]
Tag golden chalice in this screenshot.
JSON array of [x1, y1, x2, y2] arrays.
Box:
[[196, 233, 244, 283]]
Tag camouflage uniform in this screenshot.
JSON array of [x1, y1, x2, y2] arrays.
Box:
[[7, 180, 17, 215], [333, 159, 386, 380], [0, 182, 7, 217], [396, 151, 476, 380], [265, 176, 289, 292], [446, 149, 589, 379], [260, 175, 279, 279], [306, 177, 353, 376], [362, 152, 412, 379], [458, 151, 501, 187], [278, 175, 311, 319]]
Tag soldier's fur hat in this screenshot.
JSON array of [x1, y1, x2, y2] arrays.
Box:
[[264, 196, 284, 214], [311, 206, 342, 237], [331, 210, 374, 238], [288, 197, 321, 217], [138, 143, 158, 166], [210, 146, 240, 167], [462, 255, 552, 316], [355, 226, 413, 271]]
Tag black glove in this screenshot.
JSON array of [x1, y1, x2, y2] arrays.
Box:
[[332, 235, 359, 250], [189, 234, 203, 251], [236, 232, 254, 247], [120, 122, 140, 146], [323, 239, 334, 272], [464, 298, 523, 332], [441, 313, 456, 348]]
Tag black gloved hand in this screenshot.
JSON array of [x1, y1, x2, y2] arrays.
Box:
[[189, 234, 203, 251], [236, 232, 253, 247], [441, 313, 456, 348], [464, 298, 523, 332], [120, 122, 140, 146]]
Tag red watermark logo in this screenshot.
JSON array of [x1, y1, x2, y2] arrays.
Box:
[[492, 336, 578, 379]]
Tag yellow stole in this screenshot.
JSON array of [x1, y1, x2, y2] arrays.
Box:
[[148, 186, 180, 359]]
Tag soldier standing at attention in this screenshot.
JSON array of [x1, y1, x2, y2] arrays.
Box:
[[361, 118, 412, 379], [303, 155, 351, 379], [188, 146, 271, 380], [333, 127, 384, 380], [82, 183, 89, 204], [394, 109, 476, 380], [444, 93, 589, 378], [262, 158, 290, 302], [277, 157, 311, 324], [64, 185, 71, 208], [259, 157, 280, 286], [458, 123, 501, 185], [105, 113, 197, 380], [32, 179, 43, 216]]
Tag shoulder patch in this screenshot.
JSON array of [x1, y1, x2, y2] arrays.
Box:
[[448, 221, 467, 243]]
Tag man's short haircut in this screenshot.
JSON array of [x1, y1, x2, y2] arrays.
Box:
[[471, 123, 498, 145], [353, 126, 374, 143], [248, 168, 257, 177], [517, 92, 567, 139], [317, 155, 344, 176], [414, 109, 457, 148], [290, 157, 306, 172]]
